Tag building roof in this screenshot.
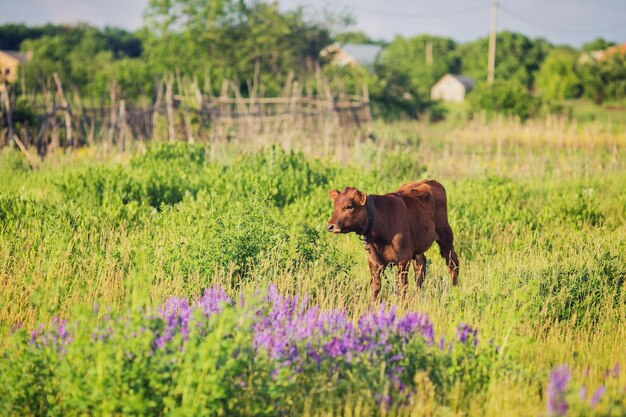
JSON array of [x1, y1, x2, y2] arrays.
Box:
[[340, 43, 383, 68], [579, 42, 626, 64], [602, 43, 626, 59], [448, 74, 475, 90], [0, 50, 31, 62]]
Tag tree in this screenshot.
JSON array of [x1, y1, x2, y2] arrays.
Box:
[[142, 0, 332, 94], [578, 53, 626, 103], [581, 38, 615, 52], [0, 23, 73, 50], [18, 24, 146, 97], [460, 31, 551, 87], [20, 27, 105, 85], [376, 34, 460, 96], [535, 48, 581, 101], [335, 31, 379, 45], [468, 80, 540, 121]]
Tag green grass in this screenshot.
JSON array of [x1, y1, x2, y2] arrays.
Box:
[[0, 117, 625, 416], [567, 99, 626, 130]]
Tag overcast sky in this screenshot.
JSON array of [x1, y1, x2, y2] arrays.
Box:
[[0, 0, 625, 47]]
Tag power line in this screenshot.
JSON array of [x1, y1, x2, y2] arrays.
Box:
[[332, 1, 490, 19], [499, 4, 626, 34]]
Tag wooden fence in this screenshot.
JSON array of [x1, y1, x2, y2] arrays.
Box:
[[0, 72, 372, 158]]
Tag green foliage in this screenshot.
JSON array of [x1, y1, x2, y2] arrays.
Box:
[[335, 31, 379, 45], [19, 25, 148, 99], [581, 38, 616, 52], [532, 248, 624, 327], [42, 144, 351, 280], [376, 34, 460, 95], [370, 34, 457, 119], [0, 307, 252, 416], [0, 126, 625, 416], [0, 293, 504, 416], [142, 0, 331, 95], [578, 53, 626, 104], [10, 96, 38, 132], [7, 15, 625, 120], [460, 31, 551, 87], [536, 49, 581, 101], [219, 145, 334, 208], [468, 80, 540, 121]]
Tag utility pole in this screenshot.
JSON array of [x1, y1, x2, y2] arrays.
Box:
[[487, 0, 498, 84], [426, 41, 433, 66]]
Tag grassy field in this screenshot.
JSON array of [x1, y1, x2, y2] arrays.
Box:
[[1, 116, 625, 416]]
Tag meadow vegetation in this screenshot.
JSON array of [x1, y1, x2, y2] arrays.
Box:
[[1, 116, 625, 416]]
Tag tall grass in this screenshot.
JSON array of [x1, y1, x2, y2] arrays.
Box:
[[0, 117, 624, 416]]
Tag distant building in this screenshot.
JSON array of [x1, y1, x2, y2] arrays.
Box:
[[320, 43, 383, 72], [0, 50, 32, 83], [431, 74, 475, 103], [578, 43, 626, 64]]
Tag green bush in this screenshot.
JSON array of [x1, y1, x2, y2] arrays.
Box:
[[468, 80, 540, 121], [532, 249, 625, 327], [0, 289, 505, 416]]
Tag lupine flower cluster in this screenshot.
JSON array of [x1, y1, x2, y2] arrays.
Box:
[[13, 287, 625, 415], [152, 285, 232, 349], [546, 363, 622, 416], [252, 285, 436, 364], [23, 284, 489, 408], [547, 365, 572, 416], [29, 317, 72, 352], [29, 285, 477, 358], [247, 285, 446, 391]]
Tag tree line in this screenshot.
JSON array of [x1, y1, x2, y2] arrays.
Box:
[[1, 0, 624, 119]]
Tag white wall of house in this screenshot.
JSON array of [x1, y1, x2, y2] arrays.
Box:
[[431, 75, 467, 103]]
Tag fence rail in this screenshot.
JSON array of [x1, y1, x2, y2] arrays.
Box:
[[0, 72, 372, 158]]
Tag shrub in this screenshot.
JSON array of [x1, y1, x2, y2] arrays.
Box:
[[0, 286, 504, 416], [468, 80, 540, 121], [532, 249, 625, 328], [217, 146, 334, 208]]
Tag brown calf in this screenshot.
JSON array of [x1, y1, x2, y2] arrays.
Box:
[[327, 180, 459, 302]]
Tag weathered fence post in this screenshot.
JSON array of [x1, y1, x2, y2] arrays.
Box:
[[0, 80, 13, 148], [362, 83, 373, 140], [165, 76, 176, 142], [119, 99, 127, 152], [152, 79, 164, 141], [0, 72, 373, 156], [107, 83, 117, 150], [52, 73, 72, 148], [1, 77, 38, 166]]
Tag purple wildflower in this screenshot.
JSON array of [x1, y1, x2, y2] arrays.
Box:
[[29, 324, 44, 345], [52, 317, 72, 346], [611, 363, 620, 378], [547, 365, 571, 416], [396, 312, 434, 344], [604, 363, 621, 379], [456, 323, 478, 347], [195, 285, 231, 317], [154, 297, 192, 349], [10, 321, 22, 333], [590, 385, 606, 407]]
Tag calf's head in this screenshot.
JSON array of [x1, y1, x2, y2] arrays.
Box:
[[326, 187, 368, 234]]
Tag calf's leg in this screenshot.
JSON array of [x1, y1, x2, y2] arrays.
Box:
[[435, 225, 460, 286], [368, 258, 384, 304], [397, 261, 409, 300], [413, 254, 427, 288]]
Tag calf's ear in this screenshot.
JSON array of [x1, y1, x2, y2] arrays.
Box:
[[356, 190, 367, 206], [328, 189, 340, 200]]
